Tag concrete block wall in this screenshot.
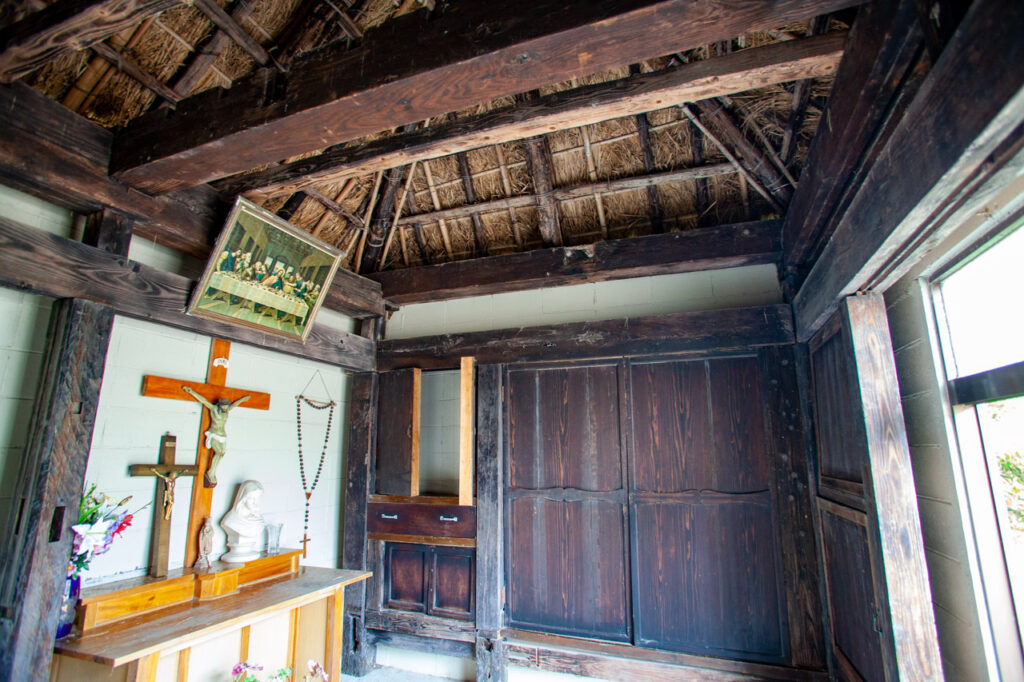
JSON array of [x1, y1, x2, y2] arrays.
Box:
[[0, 185, 74, 531], [385, 264, 782, 339], [418, 370, 461, 496]]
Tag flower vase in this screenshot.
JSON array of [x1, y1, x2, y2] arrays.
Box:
[[55, 575, 80, 639]]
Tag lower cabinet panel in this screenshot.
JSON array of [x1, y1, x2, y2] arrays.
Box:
[[383, 542, 474, 621]]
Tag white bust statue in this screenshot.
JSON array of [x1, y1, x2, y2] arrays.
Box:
[[220, 480, 265, 563]]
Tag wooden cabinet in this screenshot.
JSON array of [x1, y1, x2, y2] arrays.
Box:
[[383, 543, 474, 621]]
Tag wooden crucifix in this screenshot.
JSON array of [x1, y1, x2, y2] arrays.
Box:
[[141, 339, 270, 566], [128, 435, 198, 578]]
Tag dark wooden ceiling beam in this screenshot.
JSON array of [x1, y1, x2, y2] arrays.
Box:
[[523, 136, 563, 247], [164, 0, 258, 98], [782, 0, 926, 272], [359, 166, 407, 273], [793, 0, 1024, 340], [634, 111, 665, 233], [0, 214, 374, 370], [455, 152, 489, 256], [110, 0, 859, 194], [369, 219, 779, 305], [394, 163, 734, 227], [780, 14, 830, 164], [0, 0, 181, 84], [215, 31, 847, 200], [378, 304, 794, 371]]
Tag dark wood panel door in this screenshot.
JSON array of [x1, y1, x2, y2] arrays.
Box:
[[628, 356, 785, 662], [429, 546, 475, 621], [384, 543, 428, 613], [807, 296, 942, 680], [506, 363, 631, 642]]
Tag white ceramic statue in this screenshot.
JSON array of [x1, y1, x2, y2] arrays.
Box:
[[220, 480, 265, 563]]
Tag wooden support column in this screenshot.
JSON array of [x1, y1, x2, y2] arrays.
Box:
[[82, 208, 134, 256], [475, 364, 506, 681], [342, 373, 378, 676], [0, 299, 116, 681], [841, 294, 942, 680], [523, 137, 563, 247]]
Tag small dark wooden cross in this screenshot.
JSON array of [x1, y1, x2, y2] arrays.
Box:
[[129, 434, 198, 578]]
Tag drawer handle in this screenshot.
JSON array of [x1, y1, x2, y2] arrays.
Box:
[[439, 515, 459, 522], [380, 513, 399, 520]]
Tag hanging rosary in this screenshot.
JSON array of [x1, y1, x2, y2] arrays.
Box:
[[296, 371, 336, 558]]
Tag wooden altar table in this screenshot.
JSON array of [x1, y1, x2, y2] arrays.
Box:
[[52, 567, 370, 682]]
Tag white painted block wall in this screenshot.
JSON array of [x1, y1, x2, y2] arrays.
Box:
[[385, 264, 782, 339], [0, 185, 74, 531], [82, 315, 352, 582]]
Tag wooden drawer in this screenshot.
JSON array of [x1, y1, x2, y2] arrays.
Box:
[[367, 502, 475, 539]]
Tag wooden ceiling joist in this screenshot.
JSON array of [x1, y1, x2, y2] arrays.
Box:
[[369, 219, 780, 305], [90, 40, 181, 105], [394, 163, 735, 227], [217, 31, 847, 200], [522, 136, 563, 247], [0, 0, 181, 84], [192, 0, 279, 70], [166, 0, 258, 98], [110, 0, 858, 194]]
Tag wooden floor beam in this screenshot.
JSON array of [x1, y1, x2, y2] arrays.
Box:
[[110, 1, 858, 194], [215, 32, 847, 200], [370, 219, 779, 305]]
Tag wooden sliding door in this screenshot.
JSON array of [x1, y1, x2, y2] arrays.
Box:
[[629, 356, 785, 662], [505, 363, 631, 642]]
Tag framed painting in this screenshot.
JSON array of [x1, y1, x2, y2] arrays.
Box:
[[187, 197, 343, 342]]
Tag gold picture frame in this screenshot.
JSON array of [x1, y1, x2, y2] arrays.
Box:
[[187, 197, 343, 342]]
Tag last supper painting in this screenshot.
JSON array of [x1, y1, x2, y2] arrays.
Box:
[[189, 198, 342, 342]]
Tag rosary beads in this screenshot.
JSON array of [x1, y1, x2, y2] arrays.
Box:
[[296, 394, 335, 557]]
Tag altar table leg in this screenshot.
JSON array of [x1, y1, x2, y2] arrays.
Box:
[[126, 652, 160, 682], [325, 586, 344, 680]]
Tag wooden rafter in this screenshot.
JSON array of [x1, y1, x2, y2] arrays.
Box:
[[0, 0, 181, 84], [523, 136, 563, 247], [192, 0, 279, 71], [165, 0, 258, 98], [455, 152, 488, 256], [369, 219, 780, 305], [109, 0, 860, 193], [780, 14, 831, 163], [494, 144, 525, 247], [90, 40, 180, 104], [216, 32, 847, 199], [634, 112, 664, 233], [579, 125, 608, 239], [394, 163, 734, 227]]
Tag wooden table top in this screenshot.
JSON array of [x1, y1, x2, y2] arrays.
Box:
[[56, 567, 370, 667]]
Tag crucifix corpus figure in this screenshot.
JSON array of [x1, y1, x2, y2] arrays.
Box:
[[181, 385, 250, 487]]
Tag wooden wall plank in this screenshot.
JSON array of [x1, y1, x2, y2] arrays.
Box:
[[110, 0, 860, 194], [341, 373, 377, 676], [374, 369, 419, 496], [378, 305, 794, 370], [0, 216, 375, 370], [220, 33, 845, 199], [0, 299, 115, 681], [793, 0, 1024, 339], [458, 358, 475, 507], [370, 220, 780, 305], [0, 0, 181, 84]]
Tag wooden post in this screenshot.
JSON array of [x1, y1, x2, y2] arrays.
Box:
[[459, 357, 475, 507], [475, 364, 506, 681], [0, 299, 115, 681], [341, 373, 377, 676]]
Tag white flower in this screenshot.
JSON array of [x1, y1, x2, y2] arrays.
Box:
[[72, 519, 114, 556]]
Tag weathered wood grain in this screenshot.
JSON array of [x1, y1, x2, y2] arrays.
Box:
[[0, 299, 115, 681], [374, 369, 419, 496], [0, 216, 374, 370], [82, 208, 133, 257], [90, 40, 181, 105], [793, 0, 1024, 340], [341, 373, 377, 676], [111, 0, 859, 193], [371, 220, 779, 305], [192, 0, 272, 68], [0, 0, 182, 84], [362, 608, 477, 642], [782, 0, 925, 270], [378, 305, 794, 370], [217, 32, 847, 199], [523, 136, 563, 247], [841, 295, 942, 680]]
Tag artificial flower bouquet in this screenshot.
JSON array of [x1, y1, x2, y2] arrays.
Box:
[[68, 484, 143, 578], [231, 659, 328, 681]]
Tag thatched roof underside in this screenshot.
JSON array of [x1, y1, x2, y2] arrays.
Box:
[[9, 1, 848, 274]]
